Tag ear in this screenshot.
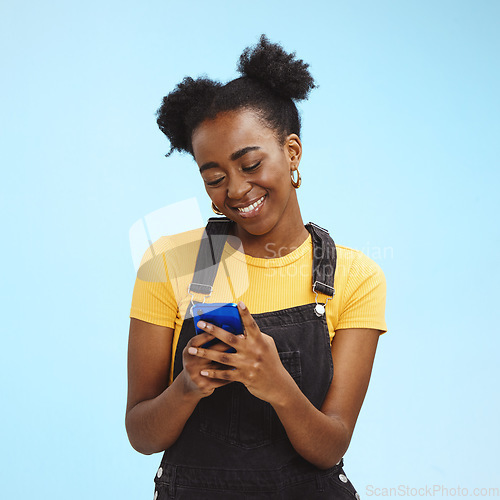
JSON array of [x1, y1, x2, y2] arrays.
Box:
[[284, 134, 302, 170]]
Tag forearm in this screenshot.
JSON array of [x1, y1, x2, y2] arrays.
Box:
[[125, 373, 201, 455], [272, 375, 350, 470]]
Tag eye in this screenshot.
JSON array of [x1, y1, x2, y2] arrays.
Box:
[[243, 161, 261, 172], [204, 161, 260, 186], [206, 177, 224, 187]]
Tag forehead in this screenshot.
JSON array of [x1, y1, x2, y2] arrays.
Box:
[[192, 109, 279, 162]]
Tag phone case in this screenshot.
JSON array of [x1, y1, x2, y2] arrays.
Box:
[[192, 303, 243, 352], [192, 302, 244, 335]]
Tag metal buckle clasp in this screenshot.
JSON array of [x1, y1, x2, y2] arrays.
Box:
[[188, 282, 213, 315], [312, 281, 335, 317]]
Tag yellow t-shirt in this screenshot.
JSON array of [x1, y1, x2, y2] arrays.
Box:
[[129, 226, 387, 384]]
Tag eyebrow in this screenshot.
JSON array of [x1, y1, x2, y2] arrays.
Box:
[[199, 146, 261, 174]]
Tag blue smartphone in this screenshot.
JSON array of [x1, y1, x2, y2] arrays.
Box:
[[192, 303, 244, 351]]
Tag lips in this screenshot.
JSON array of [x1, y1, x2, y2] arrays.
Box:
[[231, 194, 267, 218]]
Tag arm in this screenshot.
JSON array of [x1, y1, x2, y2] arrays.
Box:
[[125, 318, 233, 455], [271, 327, 381, 469], [193, 303, 381, 469]]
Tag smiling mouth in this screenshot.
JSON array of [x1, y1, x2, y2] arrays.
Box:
[[232, 195, 267, 216]]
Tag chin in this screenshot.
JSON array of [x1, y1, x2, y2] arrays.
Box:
[[239, 218, 279, 237]]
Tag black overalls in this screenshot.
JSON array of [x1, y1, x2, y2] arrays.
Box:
[[154, 217, 360, 499]]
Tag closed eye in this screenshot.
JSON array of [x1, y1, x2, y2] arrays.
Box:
[[206, 177, 224, 186], [205, 162, 261, 187], [243, 161, 261, 172]]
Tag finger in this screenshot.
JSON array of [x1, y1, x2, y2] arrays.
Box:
[[210, 340, 235, 352], [196, 320, 241, 349], [188, 345, 237, 367], [200, 367, 237, 382], [237, 301, 260, 338], [189, 332, 216, 347], [187, 336, 233, 357], [195, 334, 235, 353]]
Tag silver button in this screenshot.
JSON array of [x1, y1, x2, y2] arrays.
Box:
[[355, 493, 361, 500], [314, 303, 325, 316], [154, 491, 158, 500], [339, 473, 348, 483], [157, 466, 163, 478]]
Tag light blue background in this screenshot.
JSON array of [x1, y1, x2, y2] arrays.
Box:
[[1, 1, 498, 498]]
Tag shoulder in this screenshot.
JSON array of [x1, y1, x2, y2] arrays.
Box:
[[335, 244, 386, 287], [136, 227, 205, 282], [336, 244, 384, 274]]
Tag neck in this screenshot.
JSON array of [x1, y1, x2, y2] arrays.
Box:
[[227, 200, 310, 259]]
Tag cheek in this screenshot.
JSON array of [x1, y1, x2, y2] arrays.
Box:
[[206, 189, 223, 203], [261, 158, 290, 186], [267, 165, 291, 190]]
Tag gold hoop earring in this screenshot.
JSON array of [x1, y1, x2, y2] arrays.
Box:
[[211, 202, 224, 215], [290, 168, 301, 189]]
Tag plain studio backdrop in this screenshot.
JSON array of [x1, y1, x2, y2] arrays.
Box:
[[1, 1, 498, 498]]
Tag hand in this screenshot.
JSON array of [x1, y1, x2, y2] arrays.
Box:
[[189, 302, 294, 404], [180, 331, 234, 399]]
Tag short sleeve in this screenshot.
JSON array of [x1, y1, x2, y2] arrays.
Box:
[[129, 242, 178, 329], [335, 252, 388, 334]]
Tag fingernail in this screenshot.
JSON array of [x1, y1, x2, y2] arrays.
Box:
[[197, 320, 206, 328], [200, 370, 209, 376], [238, 301, 246, 310], [188, 347, 197, 355]]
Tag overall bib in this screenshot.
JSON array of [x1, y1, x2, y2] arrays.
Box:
[[154, 218, 360, 499]]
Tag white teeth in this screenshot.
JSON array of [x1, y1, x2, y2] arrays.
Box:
[[237, 195, 265, 213]]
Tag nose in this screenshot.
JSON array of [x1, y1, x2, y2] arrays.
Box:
[[227, 172, 251, 201]]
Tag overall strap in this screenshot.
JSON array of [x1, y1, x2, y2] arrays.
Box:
[[305, 222, 337, 311], [186, 216, 233, 313], [188, 219, 337, 309], [172, 217, 232, 380]]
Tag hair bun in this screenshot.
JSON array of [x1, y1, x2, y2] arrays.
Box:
[[156, 76, 221, 156], [237, 34, 316, 101]]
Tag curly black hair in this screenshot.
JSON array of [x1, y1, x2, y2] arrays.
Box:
[[156, 34, 317, 158]]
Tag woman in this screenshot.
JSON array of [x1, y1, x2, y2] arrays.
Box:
[[127, 35, 387, 499]]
